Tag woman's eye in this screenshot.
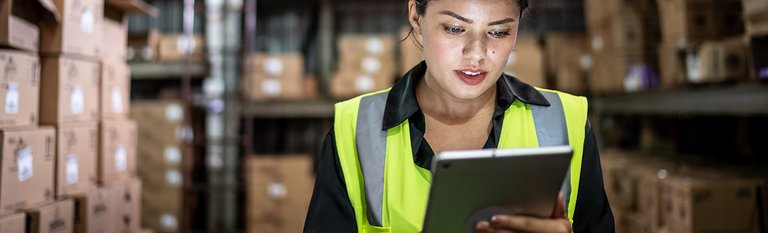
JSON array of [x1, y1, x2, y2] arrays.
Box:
[[443, 26, 465, 35], [489, 30, 510, 38]]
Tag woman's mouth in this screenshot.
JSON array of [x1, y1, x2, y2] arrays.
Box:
[[455, 69, 487, 86]]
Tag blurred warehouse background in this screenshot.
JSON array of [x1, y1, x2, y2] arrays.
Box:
[[0, 0, 767, 232]]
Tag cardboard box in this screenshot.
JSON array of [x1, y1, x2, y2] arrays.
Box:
[[743, 0, 768, 18], [330, 70, 393, 99], [688, 37, 747, 84], [246, 155, 315, 233], [0, 50, 39, 129], [745, 11, 768, 36], [130, 101, 185, 145], [0, 213, 24, 233], [127, 29, 159, 62], [142, 209, 178, 233], [26, 199, 74, 233], [661, 174, 762, 233], [140, 169, 181, 212], [109, 178, 141, 233], [504, 36, 546, 88], [100, 18, 126, 62], [72, 188, 111, 233], [545, 32, 590, 94], [55, 123, 98, 197], [40, 0, 104, 57], [242, 53, 305, 100], [40, 56, 100, 125], [0, 127, 56, 216], [157, 34, 204, 61], [101, 60, 130, 120], [0, 0, 53, 52], [658, 0, 744, 46], [658, 43, 687, 89], [337, 34, 397, 80], [98, 120, 137, 185]]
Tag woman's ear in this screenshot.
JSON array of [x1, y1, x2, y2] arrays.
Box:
[[407, 0, 423, 42]]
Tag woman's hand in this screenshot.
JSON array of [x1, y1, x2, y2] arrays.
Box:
[[475, 193, 572, 233]]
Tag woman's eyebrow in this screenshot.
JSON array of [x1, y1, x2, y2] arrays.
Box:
[[439, 10, 472, 23], [438, 10, 515, 26]]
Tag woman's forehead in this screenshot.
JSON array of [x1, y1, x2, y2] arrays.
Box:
[[424, 0, 520, 19]]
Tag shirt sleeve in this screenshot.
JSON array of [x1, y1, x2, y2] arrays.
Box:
[[572, 122, 616, 232], [304, 128, 358, 233]]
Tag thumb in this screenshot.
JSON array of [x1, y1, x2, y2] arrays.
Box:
[[551, 192, 566, 218]]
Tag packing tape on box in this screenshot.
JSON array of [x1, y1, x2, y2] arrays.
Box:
[[6, 83, 19, 114], [17, 147, 33, 182], [66, 154, 79, 184]]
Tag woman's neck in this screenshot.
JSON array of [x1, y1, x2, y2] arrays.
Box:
[[416, 71, 497, 124]]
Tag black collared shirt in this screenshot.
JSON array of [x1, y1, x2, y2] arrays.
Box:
[[304, 62, 614, 232]]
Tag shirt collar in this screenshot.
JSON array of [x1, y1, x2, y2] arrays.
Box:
[[382, 61, 550, 130]]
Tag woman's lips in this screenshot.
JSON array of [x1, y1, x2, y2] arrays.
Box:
[[454, 70, 487, 86]]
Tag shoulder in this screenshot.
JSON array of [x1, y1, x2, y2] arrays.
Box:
[[534, 87, 588, 111]]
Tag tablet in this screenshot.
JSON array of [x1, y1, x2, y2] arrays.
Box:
[[421, 146, 573, 233]]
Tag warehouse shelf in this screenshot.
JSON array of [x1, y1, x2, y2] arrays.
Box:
[[590, 83, 768, 116], [129, 61, 208, 79], [242, 100, 335, 118]]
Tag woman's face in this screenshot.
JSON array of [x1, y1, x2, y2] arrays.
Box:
[[410, 0, 520, 100]]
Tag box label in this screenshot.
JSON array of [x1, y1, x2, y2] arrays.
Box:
[[361, 57, 381, 74], [17, 147, 33, 182], [262, 79, 281, 97], [264, 57, 284, 77], [66, 155, 79, 184], [161, 213, 178, 231], [5, 83, 19, 114], [111, 86, 123, 113], [165, 104, 184, 122], [115, 145, 127, 172], [70, 85, 85, 114], [80, 7, 95, 33], [366, 38, 385, 55], [355, 75, 374, 92], [164, 146, 182, 165], [165, 169, 182, 187]]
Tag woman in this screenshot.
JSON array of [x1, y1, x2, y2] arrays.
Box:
[[305, 0, 614, 232]]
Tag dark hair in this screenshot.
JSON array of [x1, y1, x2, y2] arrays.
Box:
[[406, 0, 529, 47], [414, 0, 529, 16]]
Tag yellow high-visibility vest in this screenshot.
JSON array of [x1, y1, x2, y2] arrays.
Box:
[[334, 88, 588, 233]]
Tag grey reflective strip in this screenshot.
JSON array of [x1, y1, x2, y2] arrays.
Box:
[[530, 91, 571, 216], [355, 92, 389, 226]]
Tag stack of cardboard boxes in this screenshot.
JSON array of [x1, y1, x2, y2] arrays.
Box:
[[131, 101, 187, 233], [242, 53, 318, 101], [584, 0, 661, 93], [245, 155, 315, 233], [656, 0, 747, 87], [503, 36, 548, 88], [743, 0, 768, 80], [399, 27, 423, 76], [0, 0, 152, 232], [157, 33, 205, 62], [0, 0, 67, 232], [602, 149, 767, 233], [331, 34, 397, 99], [544, 33, 590, 94]]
